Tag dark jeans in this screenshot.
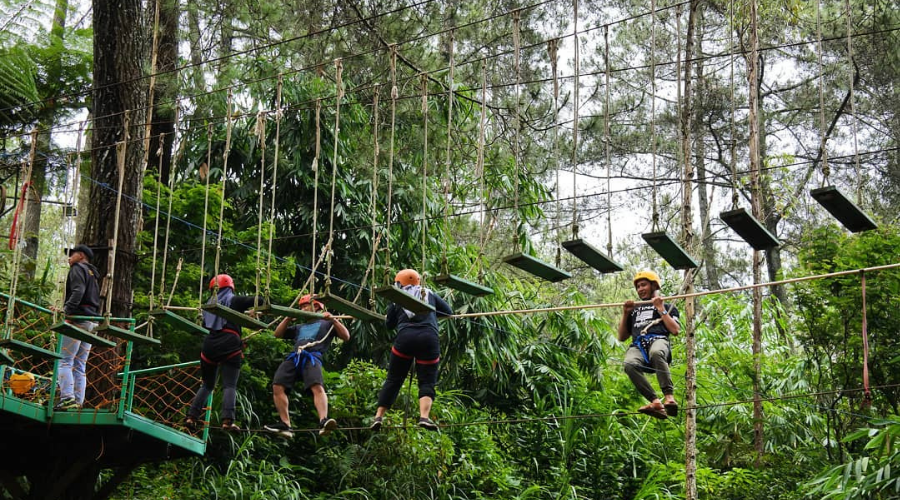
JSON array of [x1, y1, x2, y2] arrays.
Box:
[[188, 355, 242, 421], [377, 351, 439, 408]]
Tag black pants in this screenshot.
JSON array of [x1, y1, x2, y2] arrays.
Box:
[[377, 329, 440, 408], [188, 354, 241, 421]]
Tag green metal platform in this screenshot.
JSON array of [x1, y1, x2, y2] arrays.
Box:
[[315, 292, 385, 322], [200, 303, 268, 330], [810, 186, 877, 233], [95, 322, 161, 345], [561, 239, 624, 273], [257, 303, 325, 321], [375, 285, 435, 314], [149, 309, 208, 335], [432, 274, 494, 296], [502, 252, 572, 282], [50, 321, 117, 348], [720, 208, 780, 251], [641, 232, 699, 270]]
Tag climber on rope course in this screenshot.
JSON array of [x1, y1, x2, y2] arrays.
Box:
[[618, 270, 680, 420], [370, 269, 453, 432], [185, 274, 263, 433], [265, 294, 350, 438]]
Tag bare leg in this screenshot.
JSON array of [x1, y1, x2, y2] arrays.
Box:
[[310, 384, 328, 420], [375, 406, 387, 418], [273, 384, 290, 426], [419, 396, 433, 420]]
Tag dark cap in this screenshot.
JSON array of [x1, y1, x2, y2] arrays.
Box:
[[68, 244, 94, 261]]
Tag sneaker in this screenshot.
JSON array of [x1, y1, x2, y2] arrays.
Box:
[[319, 418, 338, 436], [418, 417, 438, 431], [55, 398, 80, 411], [184, 416, 198, 432], [369, 416, 383, 432], [264, 420, 294, 438], [221, 419, 241, 432]]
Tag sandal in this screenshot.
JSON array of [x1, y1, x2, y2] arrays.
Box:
[[638, 403, 668, 420], [664, 401, 679, 417]]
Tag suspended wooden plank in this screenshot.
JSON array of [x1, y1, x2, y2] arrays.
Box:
[[95, 323, 161, 345], [432, 274, 494, 296], [258, 303, 325, 321], [810, 186, 877, 233], [50, 321, 117, 348], [0, 339, 62, 361], [561, 239, 624, 273], [0, 349, 13, 365], [315, 292, 385, 322], [374, 286, 435, 314], [149, 309, 208, 335], [502, 252, 571, 282], [199, 304, 268, 330], [720, 208, 780, 251], [641, 232, 699, 270]]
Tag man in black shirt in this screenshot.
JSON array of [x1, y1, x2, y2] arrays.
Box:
[[617, 270, 680, 419], [58, 244, 101, 410]]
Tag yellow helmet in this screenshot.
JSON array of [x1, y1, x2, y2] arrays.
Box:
[[9, 372, 35, 396], [394, 269, 421, 287], [633, 270, 661, 288]]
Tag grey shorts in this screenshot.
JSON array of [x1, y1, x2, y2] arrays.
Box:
[[272, 358, 324, 393]]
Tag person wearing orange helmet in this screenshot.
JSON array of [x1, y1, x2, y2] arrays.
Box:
[[617, 270, 680, 419], [370, 269, 453, 431], [265, 295, 349, 438], [185, 274, 263, 432]]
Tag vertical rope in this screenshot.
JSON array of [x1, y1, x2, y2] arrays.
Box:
[[365, 85, 381, 306], [104, 110, 131, 321], [571, 0, 580, 240], [266, 75, 283, 299], [860, 270, 871, 406], [212, 91, 234, 303], [385, 46, 399, 284], [56, 122, 86, 321], [420, 73, 429, 291], [512, 9, 522, 248], [845, 0, 862, 204], [199, 122, 214, 308], [148, 132, 165, 313], [311, 98, 322, 296], [161, 117, 183, 306], [254, 111, 267, 307], [729, 0, 739, 210], [441, 31, 455, 276], [815, 0, 830, 185], [549, 38, 561, 266], [477, 59, 488, 279], [604, 26, 613, 257], [3, 129, 38, 336], [650, 0, 659, 231], [325, 59, 344, 291]]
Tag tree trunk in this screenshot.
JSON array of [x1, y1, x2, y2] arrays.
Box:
[[84, 0, 147, 408], [147, 0, 178, 185]]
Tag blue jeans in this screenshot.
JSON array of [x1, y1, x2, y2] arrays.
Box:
[[58, 321, 97, 404]]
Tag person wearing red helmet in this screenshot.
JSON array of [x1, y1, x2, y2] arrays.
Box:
[[370, 269, 453, 431], [617, 270, 680, 419], [185, 274, 263, 432], [264, 295, 349, 438]]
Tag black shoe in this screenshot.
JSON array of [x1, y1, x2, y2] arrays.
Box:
[[222, 419, 241, 432], [184, 416, 198, 432], [418, 417, 438, 431], [264, 420, 294, 438], [319, 418, 338, 436], [55, 398, 79, 411], [370, 416, 383, 432]]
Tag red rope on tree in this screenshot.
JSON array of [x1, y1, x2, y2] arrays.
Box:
[[861, 271, 871, 407], [8, 181, 34, 250]]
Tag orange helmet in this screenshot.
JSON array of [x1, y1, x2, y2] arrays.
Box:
[[394, 269, 421, 287], [209, 274, 235, 290], [298, 294, 324, 311], [633, 270, 661, 288]]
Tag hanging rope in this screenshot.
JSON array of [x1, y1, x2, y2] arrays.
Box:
[[571, 0, 580, 241], [254, 110, 267, 307], [148, 132, 166, 314], [325, 59, 344, 293], [512, 9, 522, 248], [266, 74, 284, 300], [728, 0, 739, 210], [199, 122, 215, 310], [103, 110, 132, 324], [356, 85, 382, 306], [860, 270, 871, 406], [420, 73, 429, 291], [441, 30, 455, 276], [211, 91, 234, 303], [548, 38, 561, 267], [649, 0, 659, 231], [311, 98, 322, 296], [476, 58, 489, 280], [160, 118, 183, 307], [845, 0, 862, 204], [815, 0, 830, 186], [3, 129, 38, 336], [603, 26, 614, 257], [385, 46, 399, 284]]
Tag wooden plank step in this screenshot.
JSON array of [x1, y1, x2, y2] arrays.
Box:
[[561, 239, 624, 273], [0, 339, 62, 361], [95, 323, 161, 345], [258, 303, 325, 321], [315, 293, 384, 322], [720, 208, 780, 251], [810, 186, 877, 233], [200, 304, 268, 330], [502, 252, 571, 282], [374, 286, 435, 314], [641, 232, 699, 270], [149, 309, 207, 335], [50, 321, 117, 348], [432, 274, 493, 296]]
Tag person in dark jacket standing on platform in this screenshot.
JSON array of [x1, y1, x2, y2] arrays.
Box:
[[185, 274, 262, 432], [370, 269, 452, 431], [57, 244, 101, 410]]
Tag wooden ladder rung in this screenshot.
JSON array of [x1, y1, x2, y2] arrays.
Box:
[[0, 339, 62, 361], [200, 304, 268, 330], [374, 286, 435, 314], [50, 321, 117, 348]]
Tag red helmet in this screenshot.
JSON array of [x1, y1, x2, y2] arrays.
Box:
[[209, 274, 235, 290], [394, 269, 421, 287], [298, 294, 324, 311]]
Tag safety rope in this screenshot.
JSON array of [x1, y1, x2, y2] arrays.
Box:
[[311, 98, 322, 297], [603, 26, 614, 256], [815, 0, 830, 186], [845, 0, 862, 204], [549, 38, 561, 267], [512, 10, 522, 248], [420, 73, 429, 292], [325, 59, 344, 293], [254, 110, 267, 308], [199, 122, 214, 310], [729, 0, 739, 210], [103, 110, 131, 324], [650, 0, 659, 231], [441, 31, 455, 277], [385, 46, 399, 284], [3, 129, 38, 336], [571, 0, 580, 241], [148, 132, 166, 316], [160, 120, 182, 307], [211, 91, 234, 304], [266, 75, 284, 300], [356, 86, 382, 306], [476, 59, 489, 280], [860, 271, 871, 406]]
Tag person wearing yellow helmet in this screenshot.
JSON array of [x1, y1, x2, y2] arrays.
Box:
[[617, 270, 680, 419]]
